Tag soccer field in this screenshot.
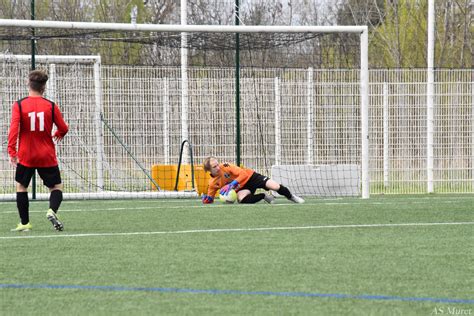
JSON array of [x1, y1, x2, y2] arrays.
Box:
[[1, 195, 473, 315]]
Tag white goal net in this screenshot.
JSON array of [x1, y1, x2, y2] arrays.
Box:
[[0, 20, 369, 200]]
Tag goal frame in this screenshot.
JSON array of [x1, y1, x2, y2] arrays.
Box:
[[0, 19, 370, 199], [0, 53, 196, 200], [0, 54, 105, 193]]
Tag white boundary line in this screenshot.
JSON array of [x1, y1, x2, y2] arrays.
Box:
[[1, 222, 473, 240], [0, 203, 306, 214], [0, 195, 472, 207], [0, 198, 473, 215]]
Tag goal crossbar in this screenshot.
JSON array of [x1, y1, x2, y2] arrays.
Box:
[[0, 54, 100, 64], [0, 19, 367, 34], [0, 19, 370, 199]]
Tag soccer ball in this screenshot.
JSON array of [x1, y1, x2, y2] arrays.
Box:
[[219, 189, 237, 204]]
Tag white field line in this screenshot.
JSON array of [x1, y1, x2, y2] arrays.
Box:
[[1, 195, 472, 204], [0, 198, 472, 215], [1, 222, 473, 240], [0, 203, 310, 214]]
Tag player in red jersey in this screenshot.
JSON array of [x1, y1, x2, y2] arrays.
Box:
[[8, 69, 69, 232], [201, 156, 304, 204]]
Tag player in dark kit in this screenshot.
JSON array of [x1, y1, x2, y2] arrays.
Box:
[[8, 69, 69, 232]]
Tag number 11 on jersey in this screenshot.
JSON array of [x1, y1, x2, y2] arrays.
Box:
[[28, 111, 45, 131]]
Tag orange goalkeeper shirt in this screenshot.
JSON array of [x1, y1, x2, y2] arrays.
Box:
[[207, 163, 254, 197]]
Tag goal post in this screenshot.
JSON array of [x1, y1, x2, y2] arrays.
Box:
[[0, 19, 370, 199], [0, 54, 106, 194], [0, 54, 200, 200]]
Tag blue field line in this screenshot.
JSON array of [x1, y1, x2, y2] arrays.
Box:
[[1, 283, 473, 304]]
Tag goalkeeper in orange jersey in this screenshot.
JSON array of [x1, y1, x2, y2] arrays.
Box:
[[201, 156, 304, 204]]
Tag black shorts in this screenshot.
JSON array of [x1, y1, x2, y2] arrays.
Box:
[[241, 172, 270, 194], [15, 163, 62, 189]]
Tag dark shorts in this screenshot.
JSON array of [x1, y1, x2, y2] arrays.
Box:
[[241, 172, 270, 194], [15, 163, 62, 189]]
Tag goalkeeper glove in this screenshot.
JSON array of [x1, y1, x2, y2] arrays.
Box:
[[201, 194, 214, 204], [220, 180, 239, 195]]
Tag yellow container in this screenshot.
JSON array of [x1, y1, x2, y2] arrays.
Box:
[[193, 165, 210, 195], [151, 164, 209, 195]]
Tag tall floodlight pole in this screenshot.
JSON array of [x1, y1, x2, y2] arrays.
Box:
[[426, 0, 435, 193], [30, 0, 35, 70], [235, 0, 241, 166], [31, 0, 37, 200], [181, 0, 189, 164]]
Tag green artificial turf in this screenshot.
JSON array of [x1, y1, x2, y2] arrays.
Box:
[[0, 195, 473, 315]]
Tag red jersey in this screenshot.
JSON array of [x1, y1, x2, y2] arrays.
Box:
[[207, 163, 254, 198], [8, 96, 69, 168]]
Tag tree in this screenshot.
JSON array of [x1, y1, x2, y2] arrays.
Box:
[[435, 0, 472, 67], [368, 0, 427, 67], [0, 0, 471, 68], [369, 0, 472, 68]]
